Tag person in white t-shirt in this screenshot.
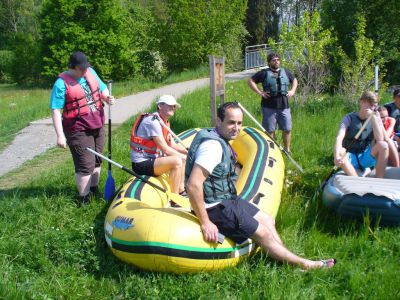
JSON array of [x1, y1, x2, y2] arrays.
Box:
[[130, 95, 187, 194], [185, 102, 336, 270]]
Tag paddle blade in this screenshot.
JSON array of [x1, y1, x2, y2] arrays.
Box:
[[104, 170, 116, 202]]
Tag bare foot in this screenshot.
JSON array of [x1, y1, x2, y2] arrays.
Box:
[[302, 258, 336, 270]]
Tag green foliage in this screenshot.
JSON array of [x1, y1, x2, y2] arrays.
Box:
[[337, 15, 380, 100], [268, 11, 334, 95], [158, 0, 248, 71], [245, 0, 279, 45], [39, 0, 143, 83], [0, 50, 14, 83], [321, 0, 400, 85], [8, 32, 43, 85]]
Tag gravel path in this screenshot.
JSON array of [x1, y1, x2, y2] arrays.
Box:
[[0, 70, 255, 177]]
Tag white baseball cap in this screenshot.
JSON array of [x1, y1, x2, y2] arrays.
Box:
[[156, 94, 181, 108]]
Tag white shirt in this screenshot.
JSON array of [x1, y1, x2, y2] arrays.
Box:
[[194, 139, 223, 174]]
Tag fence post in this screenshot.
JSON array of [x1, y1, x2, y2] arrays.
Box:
[[209, 55, 225, 126]]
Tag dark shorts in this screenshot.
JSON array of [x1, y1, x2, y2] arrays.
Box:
[[207, 199, 260, 244], [65, 127, 105, 175], [261, 107, 292, 132], [132, 159, 155, 176]]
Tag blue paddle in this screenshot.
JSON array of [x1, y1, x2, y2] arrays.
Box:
[[104, 80, 115, 202]]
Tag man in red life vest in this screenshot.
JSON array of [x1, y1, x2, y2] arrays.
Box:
[[50, 51, 115, 205], [130, 95, 188, 195]]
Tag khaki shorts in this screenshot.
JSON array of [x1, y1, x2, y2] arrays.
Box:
[[65, 127, 105, 175]]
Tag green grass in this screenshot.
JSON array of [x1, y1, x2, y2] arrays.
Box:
[[0, 65, 209, 152], [1, 80, 400, 299]]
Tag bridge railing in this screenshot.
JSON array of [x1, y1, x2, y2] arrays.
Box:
[[244, 44, 272, 70]]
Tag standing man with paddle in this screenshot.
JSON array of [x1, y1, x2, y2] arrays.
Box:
[[248, 52, 298, 154], [130, 95, 187, 195], [334, 91, 389, 178], [50, 51, 115, 205]]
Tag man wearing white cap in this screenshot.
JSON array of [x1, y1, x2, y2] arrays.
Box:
[[130, 95, 187, 195]]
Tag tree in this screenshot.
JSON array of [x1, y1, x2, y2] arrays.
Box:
[[337, 16, 380, 100], [0, 0, 42, 84], [245, 0, 279, 45], [157, 0, 248, 71], [321, 0, 400, 84], [39, 0, 142, 83], [268, 11, 333, 95]]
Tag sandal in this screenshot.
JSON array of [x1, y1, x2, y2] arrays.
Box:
[[179, 189, 188, 198], [320, 258, 336, 268]]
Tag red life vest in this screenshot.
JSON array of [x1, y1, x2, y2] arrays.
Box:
[[130, 113, 172, 155], [59, 68, 103, 120]]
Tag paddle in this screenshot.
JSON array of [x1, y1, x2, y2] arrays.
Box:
[[104, 80, 115, 202], [238, 102, 305, 174], [154, 115, 189, 150], [314, 113, 374, 197], [86, 147, 190, 209]]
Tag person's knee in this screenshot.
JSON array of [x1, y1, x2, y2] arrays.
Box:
[[375, 141, 389, 153], [253, 224, 275, 242], [171, 156, 183, 169]]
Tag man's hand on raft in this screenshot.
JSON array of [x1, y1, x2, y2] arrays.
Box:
[[201, 220, 219, 243]]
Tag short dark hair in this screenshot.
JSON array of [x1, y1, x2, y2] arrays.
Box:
[[267, 52, 280, 63], [217, 102, 241, 121], [393, 89, 400, 98]]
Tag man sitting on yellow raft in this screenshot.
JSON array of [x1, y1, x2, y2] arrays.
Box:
[[185, 102, 336, 270]]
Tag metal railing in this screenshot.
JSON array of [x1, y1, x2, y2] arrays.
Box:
[[244, 44, 272, 70]]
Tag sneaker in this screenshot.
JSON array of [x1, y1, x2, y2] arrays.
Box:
[[90, 186, 102, 198], [80, 194, 91, 205]]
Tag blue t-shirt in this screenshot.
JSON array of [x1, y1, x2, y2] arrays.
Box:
[[50, 67, 107, 109]]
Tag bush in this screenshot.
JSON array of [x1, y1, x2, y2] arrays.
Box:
[[0, 50, 14, 83]]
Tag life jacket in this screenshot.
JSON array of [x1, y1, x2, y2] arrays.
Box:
[[130, 113, 172, 156], [262, 68, 290, 97], [384, 102, 400, 132], [59, 68, 103, 120], [383, 117, 395, 138], [185, 129, 238, 204], [343, 112, 373, 153]]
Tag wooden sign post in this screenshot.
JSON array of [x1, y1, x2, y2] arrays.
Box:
[[209, 55, 225, 126]]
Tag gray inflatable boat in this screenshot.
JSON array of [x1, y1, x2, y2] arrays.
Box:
[[322, 167, 400, 225]]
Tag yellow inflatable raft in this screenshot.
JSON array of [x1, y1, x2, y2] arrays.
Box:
[[104, 126, 285, 273]]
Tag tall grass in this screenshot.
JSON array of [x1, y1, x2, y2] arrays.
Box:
[[1, 80, 400, 299]]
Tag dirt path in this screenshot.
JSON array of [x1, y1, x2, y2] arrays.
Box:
[[0, 70, 255, 177]]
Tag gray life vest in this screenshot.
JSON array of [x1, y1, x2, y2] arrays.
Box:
[[262, 68, 290, 97], [384, 102, 400, 132], [343, 112, 373, 153], [185, 129, 238, 204]]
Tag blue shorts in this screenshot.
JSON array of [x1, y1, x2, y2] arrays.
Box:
[[261, 107, 292, 132], [348, 146, 376, 170], [207, 199, 260, 244]]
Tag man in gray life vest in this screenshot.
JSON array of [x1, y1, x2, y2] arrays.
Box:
[[185, 102, 335, 270], [248, 52, 298, 154]]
